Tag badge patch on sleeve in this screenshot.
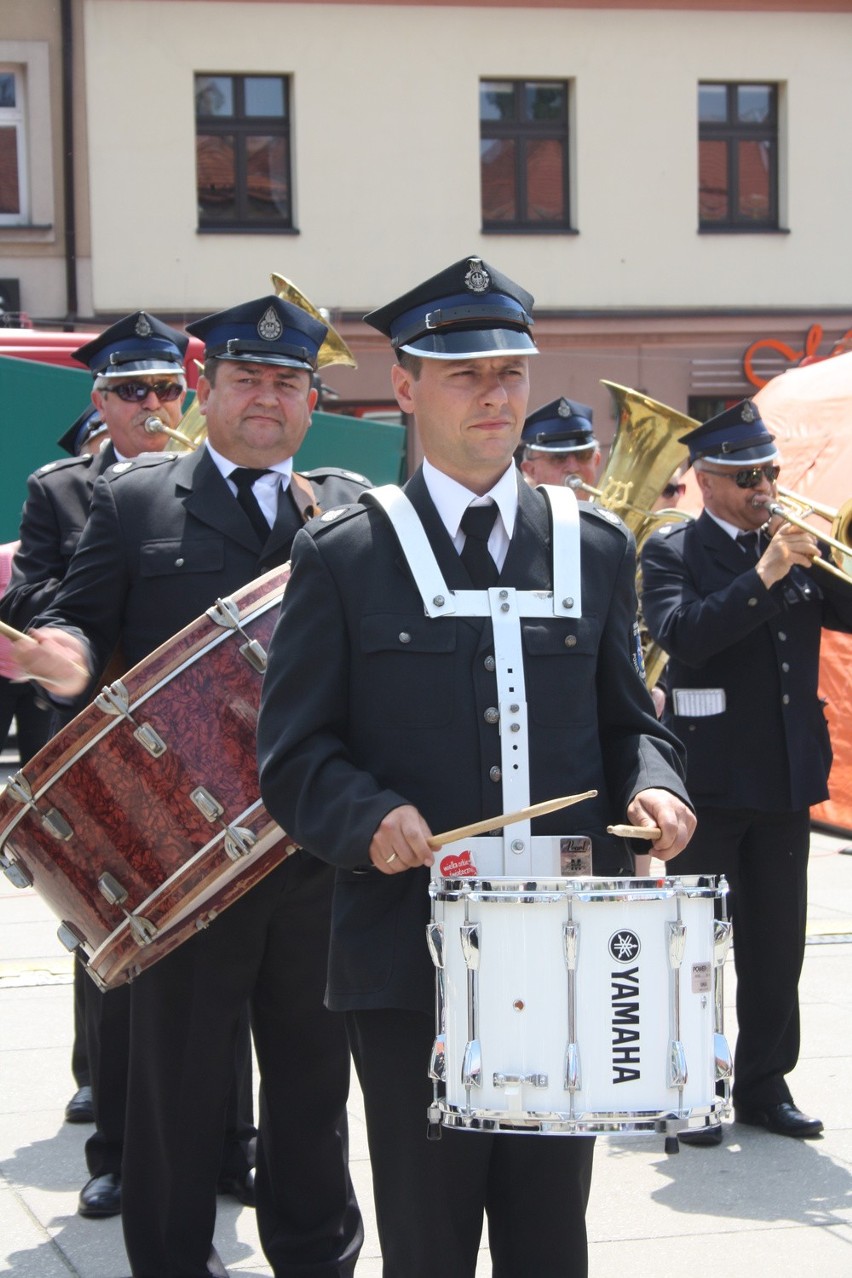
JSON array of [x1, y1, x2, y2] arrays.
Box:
[[631, 621, 646, 680]]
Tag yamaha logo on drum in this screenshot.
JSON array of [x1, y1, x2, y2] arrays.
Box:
[[610, 931, 641, 1084], [608, 930, 640, 962]]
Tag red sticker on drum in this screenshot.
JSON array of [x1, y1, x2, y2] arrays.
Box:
[[439, 849, 477, 878]]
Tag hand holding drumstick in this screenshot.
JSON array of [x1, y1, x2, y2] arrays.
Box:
[[0, 619, 91, 697]]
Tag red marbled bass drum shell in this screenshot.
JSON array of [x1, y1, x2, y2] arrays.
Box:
[[0, 565, 295, 989]]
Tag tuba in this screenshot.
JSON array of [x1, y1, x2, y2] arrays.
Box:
[[569, 382, 697, 689], [148, 275, 358, 453]]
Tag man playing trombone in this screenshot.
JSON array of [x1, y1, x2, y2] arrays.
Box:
[[641, 399, 852, 1145]]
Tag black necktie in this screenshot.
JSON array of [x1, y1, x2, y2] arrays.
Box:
[[737, 530, 759, 563], [460, 503, 499, 587], [230, 468, 273, 543]]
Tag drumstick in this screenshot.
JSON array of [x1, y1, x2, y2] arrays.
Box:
[[607, 824, 662, 840], [0, 618, 90, 684], [427, 790, 598, 849]]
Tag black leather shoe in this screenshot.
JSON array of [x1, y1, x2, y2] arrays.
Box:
[[735, 1101, 824, 1138], [78, 1172, 121, 1218], [677, 1122, 723, 1147], [64, 1085, 94, 1124], [217, 1168, 255, 1207]]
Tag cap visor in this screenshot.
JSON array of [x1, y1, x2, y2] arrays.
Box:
[[400, 328, 538, 359]]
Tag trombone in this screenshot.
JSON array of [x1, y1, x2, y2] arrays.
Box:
[[769, 488, 852, 585]]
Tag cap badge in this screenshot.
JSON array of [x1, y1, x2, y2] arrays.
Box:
[[741, 402, 756, 423], [558, 400, 572, 417], [134, 314, 153, 338], [257, 306, 283, 342], [464, 258, 491, 295]]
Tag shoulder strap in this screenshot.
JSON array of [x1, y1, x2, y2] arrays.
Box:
[[290, 471, 322, 522]]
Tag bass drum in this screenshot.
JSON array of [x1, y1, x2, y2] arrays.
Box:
[[0, 565, 294, 989]]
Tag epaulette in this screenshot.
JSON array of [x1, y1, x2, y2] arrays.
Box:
[[307, 500, 370, 535], [580, 503, 630, 537], [34, 454, 93, 478], [102, 453, 179, 480], [301, 465, 371, 487]]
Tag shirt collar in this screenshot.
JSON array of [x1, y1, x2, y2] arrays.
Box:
[[705, 508, 763, 542], [204, 439, 293, 487], [421, 457, 519, 543]]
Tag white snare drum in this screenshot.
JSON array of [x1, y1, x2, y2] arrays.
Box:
[[427, 876, 732, 1136]]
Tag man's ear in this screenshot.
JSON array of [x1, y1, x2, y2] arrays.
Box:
[[391, 362, 416, 415], [195, 375, 211, 416]]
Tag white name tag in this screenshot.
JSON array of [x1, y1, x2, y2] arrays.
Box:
[[672, 688, 726, 717]]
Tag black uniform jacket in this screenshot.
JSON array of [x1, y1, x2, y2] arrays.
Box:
[[258, 469, 690, 1015], [34, 446, 371, 688], [1, 444, 119, 631], [641, 510, 852, 812]]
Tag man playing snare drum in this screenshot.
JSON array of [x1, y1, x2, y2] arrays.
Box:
[[257, 256, 696, 1278]]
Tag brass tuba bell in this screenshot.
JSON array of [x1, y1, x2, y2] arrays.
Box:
[[569, 382, 698, 689]]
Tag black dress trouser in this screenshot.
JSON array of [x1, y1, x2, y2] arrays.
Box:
[[668, 806, 811, 1110], [121, 853, 362, 1278]]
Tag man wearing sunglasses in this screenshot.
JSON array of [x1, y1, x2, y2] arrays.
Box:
[[518, 396, 602, 496], [641, 399, 852, 1147], [0, 312, 256, 1225]]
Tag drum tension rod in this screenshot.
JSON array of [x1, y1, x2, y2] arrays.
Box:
[[207, 596, 267, 673], [95, 682, 167, 759], [190, 786, 257, 862], [97, 872, 158, 947], [5, 771, 73, 841]]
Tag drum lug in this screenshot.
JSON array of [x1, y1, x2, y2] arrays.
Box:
[[224, 826, 256, 861], [207, 596, 268, 672], [41, 809, 73, 841], [460, 921, 480, 970], [0, 852, 33, 889], [462, 1039, 482, 1088], [667, 1039, 688, 1089], [713, 918, 733, 964], [57, 920, 87, 953], [564, 1042, 581, 1093], [5, 772, 33, 806], [191, 787, 224, 822], [429, 1034, 446, 1081], [667, 919, 686, 968], [426, 922, 445, 968], [714, 1032, 733, 1082], [95, 682, 168, 758], [97, 872, 129, 906]]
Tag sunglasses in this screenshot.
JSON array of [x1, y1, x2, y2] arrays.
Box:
[[702, 464, 780, 489], [105, 380, 184, 403], [662, 482, 686, 499]]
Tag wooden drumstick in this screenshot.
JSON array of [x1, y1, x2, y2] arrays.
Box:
[[0, 618, 90, 685], [607, 824, 662, 840], [427, 790, 598, 850]]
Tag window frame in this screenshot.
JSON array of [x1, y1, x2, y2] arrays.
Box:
[[194, 72, 295, 234], [479, 77, 573, 234], [698, 80, 780, 232], [0, 65, 29, 225]]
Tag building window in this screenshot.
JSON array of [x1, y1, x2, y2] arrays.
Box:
[[480, 79, 571, 231], [195, 73, 292, 230], [0, 67, 28, 224], [698, 82, 778, 229]]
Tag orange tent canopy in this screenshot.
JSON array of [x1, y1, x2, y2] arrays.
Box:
[[754, 353, 852, 832]]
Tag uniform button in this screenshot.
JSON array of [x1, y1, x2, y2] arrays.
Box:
[[175, 557, 185, 567], [484, 655, 496, 672], [747, 597, 758, 607], [564, 634, 577, 648], [398, 632, 411, 644], [782, 662, 790, 673], [484, 707, 499, 725], [782, 694, 790, 705], [778, 631, 787, 641], [489, 766, 502, 782], [688, 724, 696, 732]]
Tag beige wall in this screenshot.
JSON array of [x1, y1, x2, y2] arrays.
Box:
[[82, 1, 852, 317]]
